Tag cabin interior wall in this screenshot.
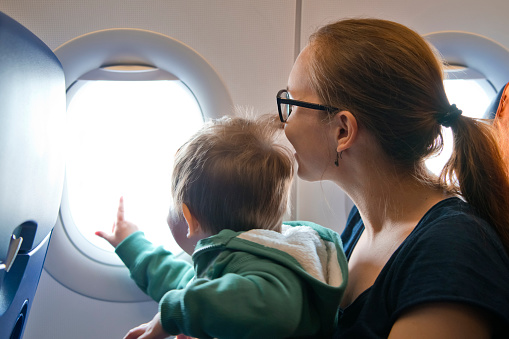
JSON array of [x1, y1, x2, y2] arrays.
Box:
[[300, 0, 509, 51], [0, 0, 297, 116]]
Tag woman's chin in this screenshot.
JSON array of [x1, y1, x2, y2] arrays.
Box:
[[296, 166, 320, 182], [295, 157, 331, 182]]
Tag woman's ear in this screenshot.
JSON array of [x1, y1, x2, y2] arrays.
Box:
[[182, 203, 201, 238], [333, 111, 358, 153]]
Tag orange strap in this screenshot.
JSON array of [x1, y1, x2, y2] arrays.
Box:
[[494, 83, 509, 168]]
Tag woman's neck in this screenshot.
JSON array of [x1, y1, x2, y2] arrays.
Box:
[[359, 177, 447, 234], [337, 153, 449, 235]]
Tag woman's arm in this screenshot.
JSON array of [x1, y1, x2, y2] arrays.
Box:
[[389, 302, 492, 339]]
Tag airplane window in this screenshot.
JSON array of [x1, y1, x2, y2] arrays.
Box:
[[63, 79, 203, 255], [424, 31, 509, 176], [425, 73, 495, 175], [44, 28, 232, 301], [422, 31, 509, 176]]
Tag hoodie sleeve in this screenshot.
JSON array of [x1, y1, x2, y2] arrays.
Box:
[[115, 231, 195, 302], [158, 253, 306, 339]]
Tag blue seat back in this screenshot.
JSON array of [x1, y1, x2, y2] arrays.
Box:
[[484, 82, 509, 119], [0, 11, 65, 338]]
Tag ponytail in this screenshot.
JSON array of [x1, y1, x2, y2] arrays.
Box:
[[441, 116, 509, 254]]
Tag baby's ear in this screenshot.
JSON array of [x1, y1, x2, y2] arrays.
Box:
[[182, 203, 201, 238]]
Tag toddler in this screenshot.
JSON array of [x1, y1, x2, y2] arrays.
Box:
[[96, 115, 348, 339]]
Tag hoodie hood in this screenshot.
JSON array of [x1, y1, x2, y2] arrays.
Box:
[[237, 224, 344, 287], [193, 220, 347, 290]]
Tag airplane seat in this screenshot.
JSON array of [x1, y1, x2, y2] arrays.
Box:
[[484, 82, 509, 119], [484, 82, 509, 171], [0, 12, 65, 339]]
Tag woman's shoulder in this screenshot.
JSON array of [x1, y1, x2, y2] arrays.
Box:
[[337, 198, 509, 336], [409, 197, 505, 253], [394, 197, 509, 273], [385, 197, 509, 327], [417, 196, 482, 225]]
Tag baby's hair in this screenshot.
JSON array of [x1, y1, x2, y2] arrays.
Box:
[[171, 114, 294, 235]]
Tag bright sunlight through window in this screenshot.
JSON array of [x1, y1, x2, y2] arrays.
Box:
[[66, 80, 204, 253], [425, 79, 494, 175]]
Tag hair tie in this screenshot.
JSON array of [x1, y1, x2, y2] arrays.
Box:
[[436, 104, 463, 128]]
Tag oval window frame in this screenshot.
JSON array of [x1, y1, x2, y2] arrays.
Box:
[[421, 31, 509, 175], [424, 31, 509, 102], [44, 28, 232, 302]]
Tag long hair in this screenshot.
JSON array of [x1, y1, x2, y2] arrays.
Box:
[[171, 114, 294, 234], [307, 18, 509, 253]]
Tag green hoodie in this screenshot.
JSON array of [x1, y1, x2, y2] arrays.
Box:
[[115, 221, 348, 338]]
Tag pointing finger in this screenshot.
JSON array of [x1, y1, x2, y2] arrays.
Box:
[[117, 196, 125, 223]]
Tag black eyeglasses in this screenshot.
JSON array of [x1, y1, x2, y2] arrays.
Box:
[[276, 89, 339, 123]]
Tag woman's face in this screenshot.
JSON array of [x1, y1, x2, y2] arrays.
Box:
[[284, 46, 336, 181]]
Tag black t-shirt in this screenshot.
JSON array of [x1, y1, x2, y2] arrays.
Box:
[[335, 197, 509, 338]]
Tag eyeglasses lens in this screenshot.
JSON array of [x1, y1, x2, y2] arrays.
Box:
[[281, 92, 291, 121]]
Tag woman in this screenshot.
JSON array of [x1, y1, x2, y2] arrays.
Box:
[[279, 18, 509, 338]]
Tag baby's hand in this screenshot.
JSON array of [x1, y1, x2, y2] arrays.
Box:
[[95, 197, 139, 248], [123, 312, 169, 339]]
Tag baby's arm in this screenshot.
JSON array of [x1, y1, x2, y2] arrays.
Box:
[[96, 196, 139, 248], [125, 269, 303, 339], [95, 197, 194, 302], [158, 260, 305, 338]]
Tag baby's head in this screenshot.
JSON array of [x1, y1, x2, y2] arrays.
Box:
[[171, 115, 294, 237]]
